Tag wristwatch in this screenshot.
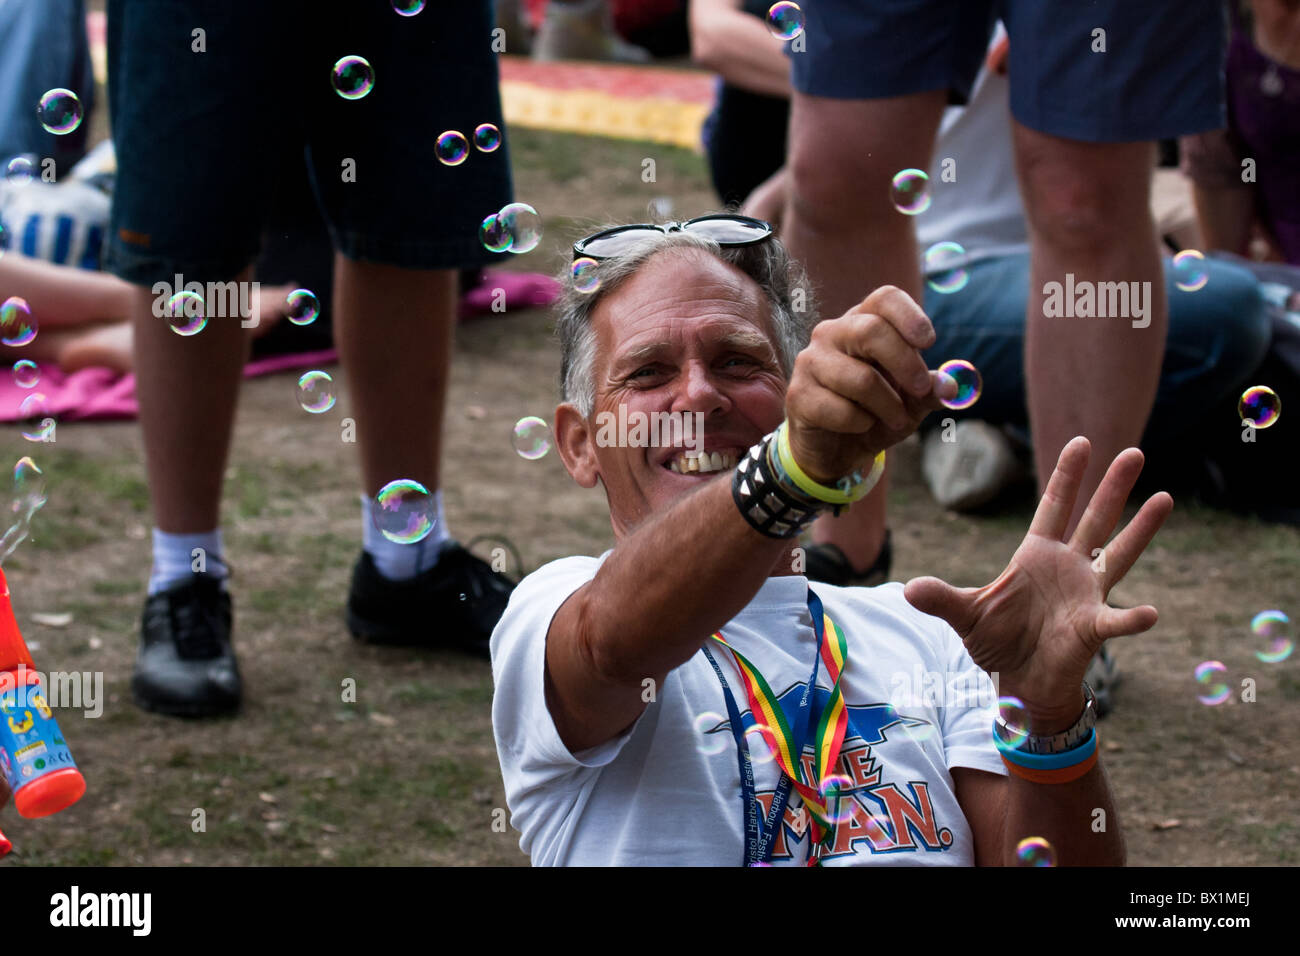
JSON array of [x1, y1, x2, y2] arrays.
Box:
[[995, 682, 1097, 755]]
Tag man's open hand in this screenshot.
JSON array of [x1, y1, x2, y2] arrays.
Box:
[[903, 437, 1174, 733], [784, 286, 955, 483]]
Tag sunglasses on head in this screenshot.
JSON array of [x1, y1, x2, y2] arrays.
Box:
[[572, 214, 773, 262]]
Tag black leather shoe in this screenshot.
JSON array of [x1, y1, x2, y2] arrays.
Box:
[[803, 530, 893, 587], [133, 574, 241, 718], [345, 540, 516, 658]]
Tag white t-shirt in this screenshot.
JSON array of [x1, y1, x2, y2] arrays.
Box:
[[491, 553, 1006, 867]]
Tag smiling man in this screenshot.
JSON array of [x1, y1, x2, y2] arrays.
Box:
[[490, 217, 1173, 866]]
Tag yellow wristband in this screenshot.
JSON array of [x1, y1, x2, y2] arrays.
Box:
[[774, 421, 885, 507]]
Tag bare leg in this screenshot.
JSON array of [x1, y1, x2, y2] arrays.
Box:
[[132, 266, 251, 532], [1014, 125, 1165, 537], [332, 256, 456, 497], [782, 90, 947, 571], [0, 253, 134, 328]]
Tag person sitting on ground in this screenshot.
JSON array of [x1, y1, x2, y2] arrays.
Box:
[[490, 221, 1173, 865]]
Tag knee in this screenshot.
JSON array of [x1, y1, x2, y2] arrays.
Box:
[[1018, 152, 1152, 258], [786, 140, 893, 233]]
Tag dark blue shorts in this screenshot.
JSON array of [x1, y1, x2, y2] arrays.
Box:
[[790, 0, 1226, 142], [104, 0, 513, 284]]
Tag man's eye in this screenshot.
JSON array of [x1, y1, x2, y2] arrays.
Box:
[[630, 367, 659, 379], [723, 356, 755, 369]]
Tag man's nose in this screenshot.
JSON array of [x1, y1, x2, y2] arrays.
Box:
[[672, 362, 730, 417]]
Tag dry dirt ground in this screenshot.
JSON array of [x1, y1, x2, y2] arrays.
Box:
[[2, 128, 1297, 866]]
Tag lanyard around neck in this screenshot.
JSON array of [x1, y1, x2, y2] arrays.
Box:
[[704, 587, 851, 866]]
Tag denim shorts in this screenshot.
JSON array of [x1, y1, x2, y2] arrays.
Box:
[[790, 0, 1226, 142], [104, 0, 514, 284]]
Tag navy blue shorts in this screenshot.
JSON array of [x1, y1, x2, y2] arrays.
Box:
[[790, 0, 1226, 142], [105, 0, 513, 284]]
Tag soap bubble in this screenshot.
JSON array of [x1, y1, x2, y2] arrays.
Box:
[[818, 774, 860, 825], [13, 360, 39, 389], [392, 0, 425, 15], [766, 2, 804, 40], [1172, 249, 1207, 292], [1251, 610, 1293, 664], [38, 89, 82, 135], [924, 241, 969, 294], [743, 724, 779, 765], [4, 156, 34, 184], [0, 456, 48, 565], [373, 478, 435, 544], [499, 202, 543, 254], [993, 696, 1030, 750], [513, 416, 551, 460], [1194, 660, 1230, 706], [297, 370, 337, 414], [937, 358, 982, 410], [286, 288, 320, 327], [890, 168, 930, 215], [1238, 385, 1280, 429], [436, 130, 469, 166], [571, 257, 601, 294], [693, 711, 729, 755], [0, 297, 36, 347], [331, 56, 374, 100], [18, 393, 54, 442], [166, 291, 206, 336], [479, 213, 511, 253], [473, 123, 501, 153], [1015, 836, 1056, 867]]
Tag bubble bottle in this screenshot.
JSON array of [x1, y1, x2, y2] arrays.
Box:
[[0, 567, 86, 820]]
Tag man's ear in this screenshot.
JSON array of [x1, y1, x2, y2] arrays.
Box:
[[554, 402, 599, 489]]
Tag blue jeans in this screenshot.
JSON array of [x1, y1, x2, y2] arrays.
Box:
[[921, 253, 1272, 453], [0, 0, 95, 170]]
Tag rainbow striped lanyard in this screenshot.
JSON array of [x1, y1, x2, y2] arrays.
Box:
[[706, 588, 850, 866]]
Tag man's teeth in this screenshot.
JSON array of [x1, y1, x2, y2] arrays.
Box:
[[668, 451, 737, 474]]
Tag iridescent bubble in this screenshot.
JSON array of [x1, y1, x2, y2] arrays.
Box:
[[818, 773, 859, 825], [766, 2, 804, 40], [890, 168, 931, 216], [1251, 610, 1294, 664], [743, 724, 779, 765], [499, 202, 543, 254], [286, 288, 320, 327], [473, 123, 501, 153], [331, 56, 374, 100], [901, 717, 938, 744], [0, 456, 47, 565], [1238, 385, 1280, 429], [37, 89, 83, 135], [1015, 836, 1056, 867], [479, 212, 511, 253], [924, 241, 969, 294], [994, 696, 1030, 750], [692, 711, 729, 756], [165, 290, 206, 336], [937, 358, 982, 410], [4, 156, 34, 184], [0, 297, 36, 347], [1194, 660, 1230, 706], [373, 478, 435, 544], [18, 393, 54, 442], [436, 130, 469, 166], [1172, 249, 1208, 292], [12, 359, 39, 389], [513, 416, 551, 460], [297, 370, 336, 414], [571, 257, 601, 294], [392, 0, 425, 15]]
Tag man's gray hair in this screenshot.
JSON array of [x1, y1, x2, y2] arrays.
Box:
[[555, 229, 818, 418]]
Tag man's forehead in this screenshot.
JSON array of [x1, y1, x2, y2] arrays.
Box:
[[593, 250, 775, 360]]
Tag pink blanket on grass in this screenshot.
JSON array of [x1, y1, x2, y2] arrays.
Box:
[[0, 349, 339, 424], [0, 270, 561, 424]]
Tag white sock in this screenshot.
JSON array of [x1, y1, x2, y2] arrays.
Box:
[[148, 528, 229, 595], [361, 490, 449, 581]]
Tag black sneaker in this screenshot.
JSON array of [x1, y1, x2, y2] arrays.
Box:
[[132, 574, 242, 718], [345, 540, 516, 658], [802, 530, 893, 587]]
